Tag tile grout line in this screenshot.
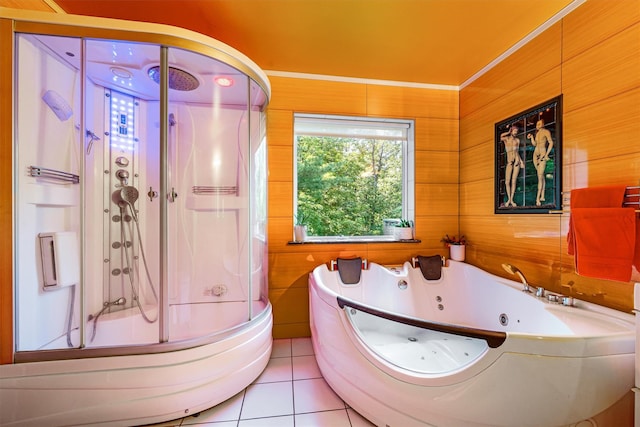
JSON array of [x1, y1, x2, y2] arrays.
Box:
[[235, 388, 247, 427], [291, 349, 297, 426]]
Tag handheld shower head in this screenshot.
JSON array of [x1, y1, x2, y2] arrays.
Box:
[[501, 263, 518, 275], [120, 185, 139, 206], [112, 185, 140, 219], [501, 263, 531, 292], [122, 186, 139, 220]]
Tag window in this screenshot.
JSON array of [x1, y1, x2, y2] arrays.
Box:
[[294, 114, 414, 241]]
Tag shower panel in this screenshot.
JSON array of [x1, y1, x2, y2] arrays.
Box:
[[98, 89, 159, 328], [103, 90, 140, 317]]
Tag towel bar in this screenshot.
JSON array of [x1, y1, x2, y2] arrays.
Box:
[[549, 209, 640, 214], [550, 186, 640, 214], [192, 185, 237, 195], [28, 165, 79, 184]]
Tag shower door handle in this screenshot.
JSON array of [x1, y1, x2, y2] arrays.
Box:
[[147, 187, 158, 202], [167, 187, 178, 203]]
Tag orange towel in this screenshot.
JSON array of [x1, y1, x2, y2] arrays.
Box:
[[571, 208, 636, 282], [567, 185, 627, 256]]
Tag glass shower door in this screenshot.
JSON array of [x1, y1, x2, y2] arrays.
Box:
[[13, 33, 163, 352], [249, 79, 269, 317], [166, 47, 255, 340], [83, 39, 162, 347]]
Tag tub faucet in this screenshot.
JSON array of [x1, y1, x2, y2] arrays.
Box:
[[501, 263, 532, 293]]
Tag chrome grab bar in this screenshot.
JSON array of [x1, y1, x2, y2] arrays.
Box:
[[28, 165, 79, 184], [192, 185, 237, 195]]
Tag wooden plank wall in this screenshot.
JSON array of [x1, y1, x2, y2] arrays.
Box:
[[267, 77, 459, 338], [0, 18, 14, 364], [460, 0, 640, 313]]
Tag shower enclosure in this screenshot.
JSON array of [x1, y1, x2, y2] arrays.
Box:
[[0, 9, 271, 426]]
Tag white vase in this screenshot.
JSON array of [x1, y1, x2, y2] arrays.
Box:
[[394, 227, 413, 240], [449, 244, 466, 261], [293, 225, 307, 242]]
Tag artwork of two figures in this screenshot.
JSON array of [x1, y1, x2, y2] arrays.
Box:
[[495, 96, 562, 214]]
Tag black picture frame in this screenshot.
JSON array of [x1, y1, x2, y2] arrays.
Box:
[[494, 95, 562, 214]]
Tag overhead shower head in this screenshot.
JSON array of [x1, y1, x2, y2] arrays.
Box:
[[148, 66, 200, 91]]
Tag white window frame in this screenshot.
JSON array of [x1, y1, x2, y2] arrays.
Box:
[[293, 113, 415, 242]]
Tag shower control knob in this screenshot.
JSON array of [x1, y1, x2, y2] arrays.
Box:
[[115, 156, 129, 167], [116, 169, 129, 185], [116, 169, 129, 179]]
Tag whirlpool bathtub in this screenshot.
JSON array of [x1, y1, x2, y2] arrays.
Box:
[[308, 259, 635, 427]]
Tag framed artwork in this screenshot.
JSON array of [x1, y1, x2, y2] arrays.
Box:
[[494, 95, 562, 214]]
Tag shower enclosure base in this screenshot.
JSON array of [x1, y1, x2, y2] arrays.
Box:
[[0, 305, 272, 427]]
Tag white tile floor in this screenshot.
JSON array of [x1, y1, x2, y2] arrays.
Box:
[[147, 338, 375, 427]]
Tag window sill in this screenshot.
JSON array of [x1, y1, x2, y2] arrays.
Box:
[[287, 238, 421, 245]]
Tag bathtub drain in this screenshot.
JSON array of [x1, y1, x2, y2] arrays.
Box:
[[408, 337, 417, 342]]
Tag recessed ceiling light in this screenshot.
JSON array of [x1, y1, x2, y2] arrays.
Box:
[[111, 67, 132, 79], [214, 76, 234, 87]]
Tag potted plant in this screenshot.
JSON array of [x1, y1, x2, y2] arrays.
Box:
[[293, 212, 308, 242], [441, 234, 467, 261], [394, 219, 414, 240]]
